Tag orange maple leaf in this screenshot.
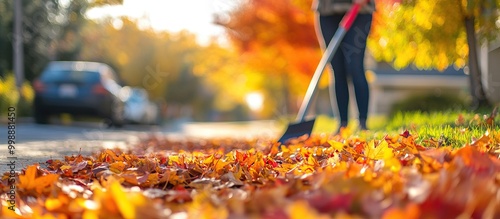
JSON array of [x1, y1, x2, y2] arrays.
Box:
[[18, 165, 59, 195]]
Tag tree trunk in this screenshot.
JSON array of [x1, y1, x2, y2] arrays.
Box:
[[464, 16, 490, 109]]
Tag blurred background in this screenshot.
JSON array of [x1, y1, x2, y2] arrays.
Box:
[[0, 0, 320, 124], [2, 0, 489, 127]]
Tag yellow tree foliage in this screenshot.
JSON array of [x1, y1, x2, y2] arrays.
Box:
[[82, 16, 270, 116], [81, 18, 202, 100], [193, 43, 263, 112], [368, 0, 500, 71]]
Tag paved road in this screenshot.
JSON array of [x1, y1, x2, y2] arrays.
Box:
[[0, 119, 281, 173]]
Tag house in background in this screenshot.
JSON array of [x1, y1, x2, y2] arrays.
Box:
[[308, 59, 469, 118], [369, 62, 469, 116], [368, 37, 500, 116]]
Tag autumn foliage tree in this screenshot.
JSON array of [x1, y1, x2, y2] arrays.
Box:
[[82, 19, 202, 99], [216, 0, 323, 115], [369, 0, 500, 108]]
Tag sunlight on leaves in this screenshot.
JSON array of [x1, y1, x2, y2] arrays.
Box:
[[365, 140, 393, 161], [2, 109, 500, 218]]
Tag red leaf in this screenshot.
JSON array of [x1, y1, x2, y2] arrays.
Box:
[[400, 130, 411, 138]]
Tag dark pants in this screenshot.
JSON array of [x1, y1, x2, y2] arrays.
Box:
[[319, 13, 372, 128]]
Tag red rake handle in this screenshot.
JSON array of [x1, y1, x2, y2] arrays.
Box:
[[340, 3, 361, 30], [295, 2, 364, 122]]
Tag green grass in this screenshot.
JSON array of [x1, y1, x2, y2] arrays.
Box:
[[310, 109, 499, 148]]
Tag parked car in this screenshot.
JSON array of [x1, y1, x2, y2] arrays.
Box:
[[123, 87, 160, 125], [33, 61, 126, 127]]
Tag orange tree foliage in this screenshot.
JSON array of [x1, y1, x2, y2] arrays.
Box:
[[216, 0, 324, 110], [221, 0, 316, 51]]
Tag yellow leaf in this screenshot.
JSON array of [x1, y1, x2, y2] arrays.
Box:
[[365, 140, 394, 161], [203, 154, 214, 165], [109, 180, 146, 219], [59, 165, 72, 171], [328, 140, 345, 151], [215, 158, 230, 172], [385, 157, 402, 172], [306, 155, 318, 167]]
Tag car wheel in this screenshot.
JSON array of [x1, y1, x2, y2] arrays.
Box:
[[110, 99, 124, 128], [34, 108, 49, 124]]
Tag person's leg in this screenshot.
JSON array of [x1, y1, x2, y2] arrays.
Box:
[[319, 14, 349, 128], [341, 14, 372, 129]]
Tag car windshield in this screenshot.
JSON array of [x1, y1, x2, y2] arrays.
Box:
[[41, 70, 101, 84]]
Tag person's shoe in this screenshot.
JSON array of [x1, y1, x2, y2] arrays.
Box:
[[360, 125, 369, 131], [359, 119, 368, 131]]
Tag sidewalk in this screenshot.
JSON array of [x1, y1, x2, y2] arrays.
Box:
[[180, 120, 281, 139], [0, 120, 282, 173]]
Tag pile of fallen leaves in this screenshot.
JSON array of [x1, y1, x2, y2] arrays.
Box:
[[1, 116, 500, 218]]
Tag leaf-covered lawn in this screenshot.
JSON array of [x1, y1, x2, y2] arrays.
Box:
[[1, 113, 500, 219]]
